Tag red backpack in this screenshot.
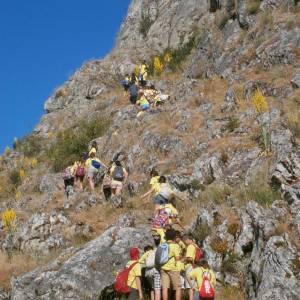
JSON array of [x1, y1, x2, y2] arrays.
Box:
[[199, 269, 215, 299], [114, 262, 138, 294], [194, 244, 204, 264]]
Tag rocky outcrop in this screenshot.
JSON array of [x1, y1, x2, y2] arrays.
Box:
[[11, 214, 152, 300]]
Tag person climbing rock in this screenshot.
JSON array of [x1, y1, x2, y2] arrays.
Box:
[[129, 74, 139, 105], [126, 247, 144, 300], [159, 228, 182, 300], [85, 152, 107, 191], [139, 60, 148, 86], [89, 141, 98, 157], [121, 73, 131, 93], [62, 165, 75, 197], [187, 259, 216, 300], [140, 169, 161, 207], [109, 159, 128, 207], [73, 158, 86, 192]]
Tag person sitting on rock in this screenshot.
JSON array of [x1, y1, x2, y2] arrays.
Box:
[[187, 259, 216, 300], [85, 152, 107, 191], [109, 160, 128, 197], [136, 91, 150, 111], [126, 247, 144, 300]]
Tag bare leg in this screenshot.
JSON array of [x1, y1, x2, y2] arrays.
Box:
[[189, 288, 193, 300], [89, 177, 94, 191], [154, 289, 161, 300], [162, 288, 168, 300], [175, 288, 182, 300]]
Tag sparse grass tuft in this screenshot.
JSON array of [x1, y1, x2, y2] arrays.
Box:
[[224, 116, 240, 133], [222, 252, 239, 273], [14, 134, 44, 157], [210, 236, 228, 254]]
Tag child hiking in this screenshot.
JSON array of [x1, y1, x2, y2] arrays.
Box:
[[85, 151, 108, 191]]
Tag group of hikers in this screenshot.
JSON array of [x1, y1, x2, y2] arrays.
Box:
[[62, 142, 128, 205], [114, 168, 216, 300], [61, 61, 216, 299], [120, 61, 170, 113]]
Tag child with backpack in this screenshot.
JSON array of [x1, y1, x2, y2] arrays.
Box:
[[136, 91, 150, 111], [114, 247, 144, 300], [109, 160, 128, 197], [156, 228, 182, 300], [85, 152, 107, 191], [187, 259, 216, 300], [74, 159, 86, 192]]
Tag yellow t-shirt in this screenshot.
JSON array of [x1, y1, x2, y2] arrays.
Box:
[[159, 203, 178, 217], [185, 244, 197, 271], [150, 176, 161, 194], [161, 243, 181, 271], [177, 241, 186, 272], [188, 267, 216, 290], [126, 260, 141, 290], [139, 250, 153, 267]]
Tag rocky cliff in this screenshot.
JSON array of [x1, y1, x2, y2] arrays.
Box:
[[0, 0, 300, 299]]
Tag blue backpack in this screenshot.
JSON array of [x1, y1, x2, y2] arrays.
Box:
[[91, 160, 101, 169], [155, 243, 170, 269]]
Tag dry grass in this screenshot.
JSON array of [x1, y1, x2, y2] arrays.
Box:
[[216, 285, 245, 300], [247, 0, 261, 15], [0, 251, 38, 289]]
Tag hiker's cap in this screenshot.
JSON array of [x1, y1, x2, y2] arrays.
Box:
[[130, 247, 139, 260]]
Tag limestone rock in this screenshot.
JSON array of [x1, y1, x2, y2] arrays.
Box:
[[11, 215, 152, 300]]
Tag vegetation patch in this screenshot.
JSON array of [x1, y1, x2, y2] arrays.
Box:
[[192, 223, 212, 242], [224, 116, 240, 133], [210, 236, 228, 254], [14, 134, 45, 157], [48, 117, 110, 172], [247, 0, 261, 15], [222, 252, 239, 274], [139, 12, 154, 38]]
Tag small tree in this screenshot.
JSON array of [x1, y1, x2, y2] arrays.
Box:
[[252, 88, 271, 153]]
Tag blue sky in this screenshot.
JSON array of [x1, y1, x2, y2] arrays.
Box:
[[0, 0, 131, 153]]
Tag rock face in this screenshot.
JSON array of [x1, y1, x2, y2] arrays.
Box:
[[11, 214, 152, 300]]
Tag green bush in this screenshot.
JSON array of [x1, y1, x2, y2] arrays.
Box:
[[48, 117, 110, 172], [14, 135, 44, 157], [139, 12, 154, 38], [192, 223, 212, 242], [247, 0, 261, 15], [190, 179, 205, 191], [9, 169, 21, 187]]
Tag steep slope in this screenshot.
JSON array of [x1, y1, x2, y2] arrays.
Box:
[[0, 0, 300, 299]]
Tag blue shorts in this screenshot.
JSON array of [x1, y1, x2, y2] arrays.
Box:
[[153, 194, 168, 205], [141, 103, 150, 110]]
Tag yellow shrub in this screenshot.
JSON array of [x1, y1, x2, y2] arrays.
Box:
[[31, 158, 38, 168], [252, 88, 269, 114], [154, 56, 163, 75], [134, 65, 140, 77], [2, 209, 17, 232], [19, 169, 26, 181], [15, 191, 22, 201]]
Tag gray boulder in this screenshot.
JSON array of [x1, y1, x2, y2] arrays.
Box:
[[11, 214, 152, 300]]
